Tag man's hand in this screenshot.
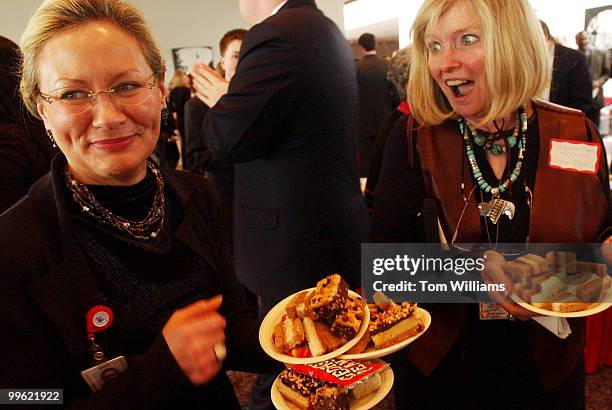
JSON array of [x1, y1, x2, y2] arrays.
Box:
[[481, 251, 538, 321], [162, 295, 226, 386], [191, 64, 229, 108]]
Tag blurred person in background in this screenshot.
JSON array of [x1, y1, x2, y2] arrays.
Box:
[[364, 46, 411, 211], [0, 35, 56, 212], [576, 30, 611, 127], [184, 28, 246, 256], [540, 20, 592, 115], [356, 32, 396, 177]]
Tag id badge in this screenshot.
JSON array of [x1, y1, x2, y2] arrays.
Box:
[[81, 356, 128, 392], [479, 302, 509, 320]]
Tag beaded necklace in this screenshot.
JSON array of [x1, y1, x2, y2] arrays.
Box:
[[466, 121, 518, 156], [65, 161, 166, 240], [458, 105, 527, 225]]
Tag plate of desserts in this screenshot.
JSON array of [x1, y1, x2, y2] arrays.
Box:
[[339, 293, 430, 360], [260, 274, 370, 364], [271, 358, 393, 410], [508, 251, 612, 317]]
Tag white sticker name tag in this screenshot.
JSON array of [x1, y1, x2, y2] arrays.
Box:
[[548, 138, 600, 174]]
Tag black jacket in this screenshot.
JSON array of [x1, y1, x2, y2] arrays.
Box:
[[203, 0, 368, 305], [0, 121, 55, 213], [0, 155, 271, 408], [356, 54, 394, 138], [549, 43, 593, 115]]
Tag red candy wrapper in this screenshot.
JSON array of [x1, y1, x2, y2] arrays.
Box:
[[290, 359, 388, 388]]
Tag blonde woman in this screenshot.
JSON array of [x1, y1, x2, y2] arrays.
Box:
[[1, 0, 272, 407], [372, 0, 610, 408]]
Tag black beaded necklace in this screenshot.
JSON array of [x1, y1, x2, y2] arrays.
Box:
[[64, 161, 166, 240]]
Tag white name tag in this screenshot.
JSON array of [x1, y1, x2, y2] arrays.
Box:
[[548, 138, 600, 174], [81, 356, 128, 392]]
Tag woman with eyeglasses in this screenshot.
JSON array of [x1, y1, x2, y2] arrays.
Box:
[[371, 0, 610, 409], [0, 0, 273, 407]]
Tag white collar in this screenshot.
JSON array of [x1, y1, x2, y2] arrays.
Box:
[[271, 1, 288, 16], [364, 50, 377, 56]]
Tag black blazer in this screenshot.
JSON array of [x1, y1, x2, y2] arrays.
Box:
[[549, 43, 593, 115], [0, 121, 55, 213], [203, 0, 368, 304], [0, 155, 271, 408]]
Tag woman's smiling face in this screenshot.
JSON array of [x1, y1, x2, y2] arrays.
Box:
[[37, 21, 166, 185], [426, 0, 489, 124]]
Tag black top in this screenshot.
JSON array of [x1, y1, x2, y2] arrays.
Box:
[[0, 155, 276, 408], [69, 171, 220, 359], [0, 121, 55, 213]]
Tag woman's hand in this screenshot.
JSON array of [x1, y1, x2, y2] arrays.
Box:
[[481, 251, 538, 321], [601, 236, 612, 265], [162, 295, 226, 386]]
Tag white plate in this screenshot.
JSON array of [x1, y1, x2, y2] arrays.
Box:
[[259, 288, 370, 365], [338, 307, 431, 360], [511, 287, 612, 318], [271, 366, 394, 410]]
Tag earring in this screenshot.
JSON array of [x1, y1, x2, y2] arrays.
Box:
[[161, 107, 169, 120], [46, 129, 56, 148]]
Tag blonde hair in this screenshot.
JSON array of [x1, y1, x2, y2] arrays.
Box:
[[20, 0, 165, 118], [169, 70, 189, 90], [409, 0, 550, 126]]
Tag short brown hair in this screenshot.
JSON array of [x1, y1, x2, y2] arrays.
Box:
[[20, 0, 165, 118], [219, 29, 247, 57]]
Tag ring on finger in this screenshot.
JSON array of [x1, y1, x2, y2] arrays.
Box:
[[213, 342, 227, 362]]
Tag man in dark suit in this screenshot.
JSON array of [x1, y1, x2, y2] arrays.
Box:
[[191, 3, 368, 407], [355, 33, 395, 176], [576, 30, 611, 126], [540, 21, 592, 114]]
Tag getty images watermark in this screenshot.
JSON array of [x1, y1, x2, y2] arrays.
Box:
[[361, 243, 611, 304]]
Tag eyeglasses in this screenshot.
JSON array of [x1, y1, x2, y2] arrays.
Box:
[[40, 73, 159, 116]]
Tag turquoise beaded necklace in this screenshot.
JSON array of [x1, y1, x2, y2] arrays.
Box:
[[459, 105, 527, 198], [467, 121, 518, 156]]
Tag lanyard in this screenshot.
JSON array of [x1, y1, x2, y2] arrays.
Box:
[[86, 305, 113, 364]]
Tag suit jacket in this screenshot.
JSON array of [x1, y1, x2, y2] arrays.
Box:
[[0, 155, 271, 408], [550, 43, 593, 115], [203, 0, 368, 304], [587, 48, 611, 110]]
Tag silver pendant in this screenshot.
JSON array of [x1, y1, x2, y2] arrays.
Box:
[[478, 198, 515, 224]]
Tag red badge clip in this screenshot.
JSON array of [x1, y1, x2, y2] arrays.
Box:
[[86, 305, 114, 337]]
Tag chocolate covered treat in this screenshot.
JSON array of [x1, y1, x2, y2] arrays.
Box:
[[368, 301, 422, 349], [310, 274, 348, 320], [278, 370, 349, 410], [331, 295, 365, 339]]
